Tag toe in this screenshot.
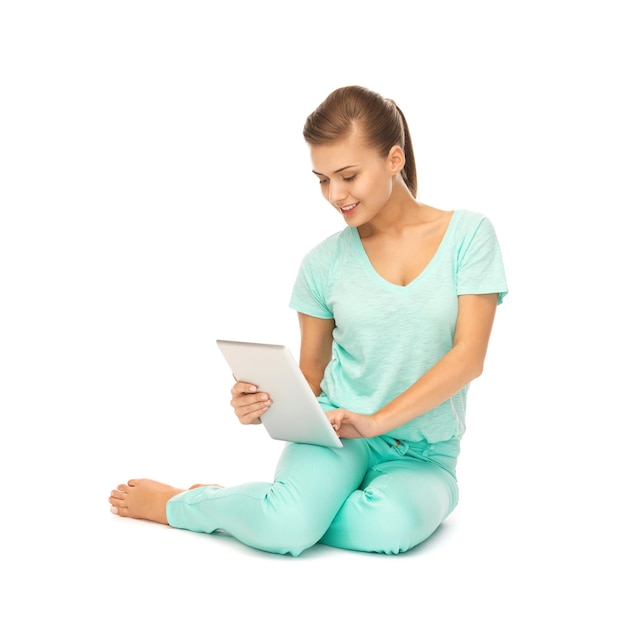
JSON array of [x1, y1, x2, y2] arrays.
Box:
[[111, 504, 130, 517]]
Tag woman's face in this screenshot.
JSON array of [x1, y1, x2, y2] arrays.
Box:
[[309, 130, 401, 227]]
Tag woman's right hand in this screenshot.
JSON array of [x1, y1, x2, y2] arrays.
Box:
[[230, 381, 272, 425]]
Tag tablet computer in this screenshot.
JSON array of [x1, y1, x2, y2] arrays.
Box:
[[216, 339, 343, 448]]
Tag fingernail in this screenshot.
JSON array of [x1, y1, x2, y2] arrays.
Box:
[[110, 506, 118, 514]]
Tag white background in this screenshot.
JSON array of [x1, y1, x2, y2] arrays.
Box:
[[1, 1, 624, 623]]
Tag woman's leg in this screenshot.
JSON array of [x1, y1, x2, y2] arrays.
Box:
[[320, 456, 459, 555], [165, 438, 372, 556]]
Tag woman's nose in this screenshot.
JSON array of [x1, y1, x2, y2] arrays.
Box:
[[328, 180, 347, 205]]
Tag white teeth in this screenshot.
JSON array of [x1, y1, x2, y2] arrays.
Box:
[[341, 203, 357, 212]]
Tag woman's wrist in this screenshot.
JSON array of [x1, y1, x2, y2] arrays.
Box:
[[369, 412, 387, 438]]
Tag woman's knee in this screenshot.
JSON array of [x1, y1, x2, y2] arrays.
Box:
[[365, 486, 448, 552], [247, 508, 329, 556], [322, 469, 458, 554]]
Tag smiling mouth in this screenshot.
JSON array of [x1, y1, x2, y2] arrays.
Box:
[[339, 202, 359, 213]]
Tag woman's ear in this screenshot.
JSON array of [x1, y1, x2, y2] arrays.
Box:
[[387, 145, 405, 174]]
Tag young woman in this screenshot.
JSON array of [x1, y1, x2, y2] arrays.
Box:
[[109, 86, 508, 556]]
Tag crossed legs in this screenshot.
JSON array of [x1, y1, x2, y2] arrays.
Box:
[[109, 438, 457, 556]]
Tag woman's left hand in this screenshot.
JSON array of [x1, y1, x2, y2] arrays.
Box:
[[326, 409, 379, 439]]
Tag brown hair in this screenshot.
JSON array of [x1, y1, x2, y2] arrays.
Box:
[[303, 86, 418, 197]]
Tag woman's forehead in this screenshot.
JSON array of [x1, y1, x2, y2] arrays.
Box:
[[309, 131, 376, 173]]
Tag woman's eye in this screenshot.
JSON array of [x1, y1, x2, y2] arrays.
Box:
[[342, 175, 356, 182], [319, 179, 329, 185]]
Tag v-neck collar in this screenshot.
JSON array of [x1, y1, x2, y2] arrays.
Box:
[[349, 210, 458, 293]]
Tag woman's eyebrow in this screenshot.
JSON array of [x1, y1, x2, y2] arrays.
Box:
[[312, 165, 357, 176]]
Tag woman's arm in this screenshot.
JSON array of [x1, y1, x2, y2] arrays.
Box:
[[328, 293, 499, 438], [297, 312, 335, 396]]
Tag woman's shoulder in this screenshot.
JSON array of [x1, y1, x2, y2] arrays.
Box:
[[302, 227, 353, 261], [293, 227, 352, 292], [451, 208, 491, 227], [448, 208, 500, 240]]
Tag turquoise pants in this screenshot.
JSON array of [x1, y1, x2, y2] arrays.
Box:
[[166, 435, 460, 557]]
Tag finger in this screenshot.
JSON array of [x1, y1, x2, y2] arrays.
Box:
[[326, 409, 343, 428], [238, 405, 268, 425], [231, 381, 258, 396], [231, 393, 271, 412], [328, 417, 341, 432], [233, 396, 272, 424]]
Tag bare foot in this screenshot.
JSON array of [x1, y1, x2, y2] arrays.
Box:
[[109, 479, 185, 524]]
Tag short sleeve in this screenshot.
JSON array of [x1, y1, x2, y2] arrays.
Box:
[[457, 216, 508, 304], [289, 242, 335, 319]]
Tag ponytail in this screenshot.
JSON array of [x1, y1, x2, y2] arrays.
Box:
[[394, 104, 418, 197]]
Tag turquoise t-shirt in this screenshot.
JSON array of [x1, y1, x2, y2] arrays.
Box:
[[289, 210, 508, 444]]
